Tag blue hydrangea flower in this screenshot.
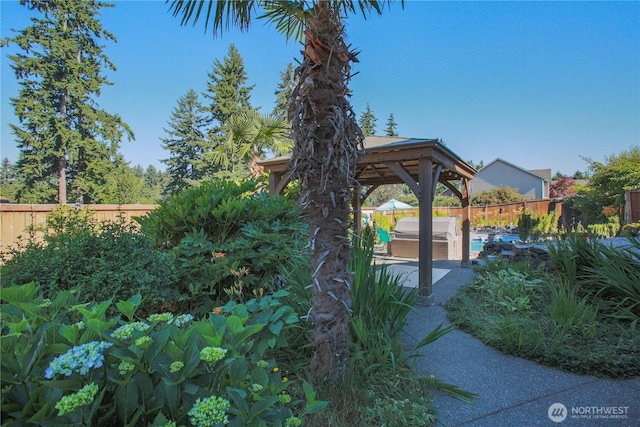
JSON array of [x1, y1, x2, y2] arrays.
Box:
[[45, 341, 112, 379], [169, 314, 194, 327]]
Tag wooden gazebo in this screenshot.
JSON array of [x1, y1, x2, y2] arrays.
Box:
[[259, 136, 477, 305]]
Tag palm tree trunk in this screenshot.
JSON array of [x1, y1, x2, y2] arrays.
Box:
[[288, 2, 363, 382]]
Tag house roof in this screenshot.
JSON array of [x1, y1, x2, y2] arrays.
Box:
[[478, 158, 550, 181]]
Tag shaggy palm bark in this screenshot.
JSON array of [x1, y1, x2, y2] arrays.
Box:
[[288, 3, 363, 382]]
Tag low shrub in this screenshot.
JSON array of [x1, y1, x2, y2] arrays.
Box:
[[373, 214, 392, 232], [0, 283, 325, 426], [517, 209, 559, 241], [138, 179, 307, 315], [587, 216, 621, 238], [621, 222, 640, 237], [1, 206, 177, 311]]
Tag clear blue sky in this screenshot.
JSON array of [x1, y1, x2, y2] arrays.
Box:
[[2, 0, 639, 177]]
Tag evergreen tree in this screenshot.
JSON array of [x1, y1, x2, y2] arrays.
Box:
[[160, 89, 208, 196], [5, 0, 133, 204], [201, 44, 255, 178], [573, 170, 589, 180], [385, 113, 398, 136], [272, 62, 295, 118], [0, 158, 19, 202], [142, 165, 168, 202], [358, 103, 377, 137], [467, 159, 485, 170], [106, 155, 146, 204]]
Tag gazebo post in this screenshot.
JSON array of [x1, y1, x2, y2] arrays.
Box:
[[460, 178, 471, 268], [418, 157, 434, 306]]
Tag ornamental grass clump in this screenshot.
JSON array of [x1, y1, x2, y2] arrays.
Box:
[[447, 253, 640, 378]]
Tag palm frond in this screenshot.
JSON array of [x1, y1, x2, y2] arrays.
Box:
[[260, 0, 313, 42], [167, 0, 258, 35]]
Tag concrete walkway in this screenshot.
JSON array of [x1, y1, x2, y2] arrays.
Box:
[[377, 257, 640, 427]]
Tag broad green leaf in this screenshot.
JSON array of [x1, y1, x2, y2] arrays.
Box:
[[116, 294, 142, 321], [227, 315, 244, 335], [269, 321, 283, 336], [58, 325, 78, 345], [0, 283, 39, 304], [228, 358, 248, 382]]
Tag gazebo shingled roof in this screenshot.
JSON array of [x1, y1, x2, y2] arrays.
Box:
[[258, 136, 477, 305]]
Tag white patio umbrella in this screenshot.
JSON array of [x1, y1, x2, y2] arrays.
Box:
[[374, 199, 413, 211]]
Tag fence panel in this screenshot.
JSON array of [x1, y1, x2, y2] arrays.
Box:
[[0, 204, 157, 255], [625, 190, 640, 224], [368, 199, 556, 228]]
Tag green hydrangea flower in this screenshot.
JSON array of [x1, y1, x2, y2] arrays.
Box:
[[112, 321, 151, 340], [278, 394, 292, 404], [200, 346, 227, 363], [285, 416, 302, 427], [169, 361, 184, 373], [148, 312, 174, 323], [187, 395, 230, 426], [251, 383, 264, 392], [134, 336, 153, 348], [73, 321, 85, 330], [55, 382, 99, 415], [118, 361, 135, 376]]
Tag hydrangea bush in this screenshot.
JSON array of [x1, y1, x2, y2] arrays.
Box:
[[0, 282, 326, 426]]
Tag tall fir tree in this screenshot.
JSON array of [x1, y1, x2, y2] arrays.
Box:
[[4, 0, 133, 203], [0, 158, 19, 202], [358, 103, 377, 137], [160, 89, 208, 195], [385, 113, 398, 136], [272, 62, 295, 118], [142, 165, 168, 202], [201, 44, 255, 177]]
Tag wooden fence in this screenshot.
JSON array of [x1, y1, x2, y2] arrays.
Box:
[[1, 199, 565, 255], [367, 199, 561, 228], [625, 190, 640, 224], [0, 204, 157, 255]]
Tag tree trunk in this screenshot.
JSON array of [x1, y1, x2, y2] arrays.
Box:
[[58, 155, 67, 203], [288, 3, 363, 382]]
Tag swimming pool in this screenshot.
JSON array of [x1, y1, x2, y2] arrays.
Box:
[[471, 234, 520, 252]]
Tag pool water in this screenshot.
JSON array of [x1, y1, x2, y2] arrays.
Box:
[[471, 234, 520, 252], [471, 240, 484, 252]]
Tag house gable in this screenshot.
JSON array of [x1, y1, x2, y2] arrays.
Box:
[[473, 158, 549, 199]]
